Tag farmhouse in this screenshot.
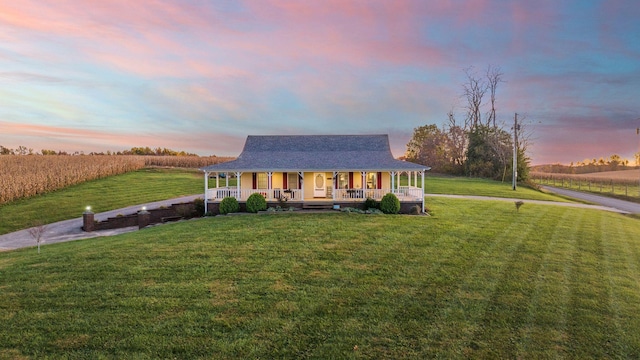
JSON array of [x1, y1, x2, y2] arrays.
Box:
[[200, 134, 430, 214]]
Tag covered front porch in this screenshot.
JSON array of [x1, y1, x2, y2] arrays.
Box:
[[203, 170, 425, 212]]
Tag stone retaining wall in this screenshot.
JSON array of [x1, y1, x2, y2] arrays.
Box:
[[83, 202, 198, 232]]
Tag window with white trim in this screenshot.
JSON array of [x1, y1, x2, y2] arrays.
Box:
[[287, 173, 299, 189], [366, 172, 377, 189], [257, 173, 268, 189], [337, 172, 349, 189]]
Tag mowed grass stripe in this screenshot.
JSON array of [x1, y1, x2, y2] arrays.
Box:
[[567, 210, 619, 357], [469, 205, 556, 358], [599, 214, 640, 357], [518, 208, 578, 358], [425, 202, 551, 357]]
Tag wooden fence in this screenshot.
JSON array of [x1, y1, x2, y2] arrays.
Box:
[[531, 173, 640, 198]]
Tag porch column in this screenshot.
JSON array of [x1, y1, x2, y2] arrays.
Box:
[[267, 172, 273, 200], [216, 173, 220, 189], [390, 171, 396, 193], [397, 172, 401, 189], [298, 172, 304, 201], [361, 172, 366, 198], [414, 171, 418, 188], [235, 172, 242, 200], [332, 172, 338, 200], [421, 170, 425, 213], [204, 171, 209, 214], [225, 173, 229, 187]]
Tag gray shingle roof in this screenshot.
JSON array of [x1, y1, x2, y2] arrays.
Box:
[[201, 135, 429, 172]]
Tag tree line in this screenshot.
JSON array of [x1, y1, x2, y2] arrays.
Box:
[[533, 153, 639, 174], [0, 145, 200, 157], [404, 65, 530, 182]]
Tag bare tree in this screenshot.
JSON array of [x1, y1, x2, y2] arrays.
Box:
[[486, 65, 504, 128], [28, 221, 47, 254], [446, 110, 468, 173], [462, 66, 487, 130]]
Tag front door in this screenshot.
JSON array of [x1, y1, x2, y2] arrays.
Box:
[[313, 173, 326, 198]]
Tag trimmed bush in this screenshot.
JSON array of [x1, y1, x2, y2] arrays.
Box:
[[219, 196, 239, 215], [193, 198, 205, 216], [364, 197, 378, 210], [380, 193, 401, 214], [246, 193, 267, 213]]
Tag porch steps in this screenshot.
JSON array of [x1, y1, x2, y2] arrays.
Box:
[[302, 202, 334, 210]]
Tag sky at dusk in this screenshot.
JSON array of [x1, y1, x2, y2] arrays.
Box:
[[1, 0, 639, 165]]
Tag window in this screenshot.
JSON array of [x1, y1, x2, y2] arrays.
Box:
[[337, 172, 349, 189], [287, 173, 299, 189], [257, 173, 268, 189], [366, 172, 377, 189]]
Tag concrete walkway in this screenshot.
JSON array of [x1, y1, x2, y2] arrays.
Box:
[[0, 195, 201, 252], [2, 189, 638, 252]]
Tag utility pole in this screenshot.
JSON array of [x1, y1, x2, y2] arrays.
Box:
[[512, 113, 519, 190]]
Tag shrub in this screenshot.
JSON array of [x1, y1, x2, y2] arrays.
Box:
[[193, 198, 205, 216], [219, 196, 239, 215], [409, 204, 421, 215], [380, 193, 400, 214], [363, 197, 378, 210], [246, 193, 267, 213]]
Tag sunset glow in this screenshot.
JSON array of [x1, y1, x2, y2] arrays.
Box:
[[1, 0, 639, 164]]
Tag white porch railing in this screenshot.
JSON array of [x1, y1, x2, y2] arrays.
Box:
[[334, 187, 423, 201], [207, 188, 303, 202], [207, 186, 423, 202]]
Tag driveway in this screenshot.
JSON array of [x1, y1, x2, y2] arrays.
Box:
[[0, 195, 202, 252], [539, 186, 640, 214]]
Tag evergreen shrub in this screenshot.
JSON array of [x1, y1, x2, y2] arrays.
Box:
[[193, 198, 205, 216], [219, 196, 239, 215], [364, 197, 379, 210], [380, 193, 400, 214], [246, 193, 267, 213]]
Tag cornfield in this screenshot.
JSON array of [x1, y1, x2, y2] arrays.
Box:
[[139, 155, 234, 168], [0, 155, 145, 205], [0, 155, 235, 205]]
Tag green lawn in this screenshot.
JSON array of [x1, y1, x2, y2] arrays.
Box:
[[425, 175, 564, 201], [1, 198, 639, 358], [1, 170, 564, 236], [0, 168, 203, 235]]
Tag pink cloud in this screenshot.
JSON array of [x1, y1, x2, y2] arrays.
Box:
[[0, 120, 245, 156]]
